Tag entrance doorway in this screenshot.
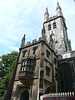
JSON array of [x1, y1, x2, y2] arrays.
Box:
[[20, 90, 29, 100]]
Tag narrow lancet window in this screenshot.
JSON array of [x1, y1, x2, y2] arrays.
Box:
[[53, 22, 56, 29], [48, 24, 51, 30]]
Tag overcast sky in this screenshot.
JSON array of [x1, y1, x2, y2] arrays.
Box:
[[0, 0, 75, 56]]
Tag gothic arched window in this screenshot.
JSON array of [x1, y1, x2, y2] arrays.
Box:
[[53, 22, 56, 29], [48, 24, 51, 30]]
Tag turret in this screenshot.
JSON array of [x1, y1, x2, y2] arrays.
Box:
[[21, 34, 25, 48], [44, 8, 49, 22], [41, 25, 46, 40], [56, 2, 63, 16]]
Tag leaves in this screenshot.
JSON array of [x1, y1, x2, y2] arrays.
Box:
[[0, 51, 18, 99]]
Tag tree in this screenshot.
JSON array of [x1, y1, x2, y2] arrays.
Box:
[[0, 51, 18, 99]]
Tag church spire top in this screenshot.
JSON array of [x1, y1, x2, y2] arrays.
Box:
[[56, 2, 61, 9], [56, 2, 63, 16], [44, 7, 49, 22], [45, 7, 49, 14]]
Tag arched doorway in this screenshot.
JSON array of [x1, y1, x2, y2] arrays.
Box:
[[58, 63, 73, 92], [20, 90, 29, 100]]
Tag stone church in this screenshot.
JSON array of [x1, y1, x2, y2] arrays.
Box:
[[4, 2, 75, 100]]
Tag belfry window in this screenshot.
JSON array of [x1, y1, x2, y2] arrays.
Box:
[[48, 24, 51, 30], [53, 22, 56, 29]]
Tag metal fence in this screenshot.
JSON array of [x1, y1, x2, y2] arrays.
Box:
[[40, 92, 75, 100]]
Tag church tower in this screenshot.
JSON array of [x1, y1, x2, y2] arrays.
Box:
[[43, 2, 72, 54], [4, 2, 75, 100]]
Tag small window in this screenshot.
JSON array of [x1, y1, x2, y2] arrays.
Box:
[[27, 59, 35, 71], [30, 67, 33, 71], [46, 66, 50, 76], [27, 66, 30, 71], [23, 50, 27, 58], [31, 61, 34, 66], [27, 66, 33, 71], [48, 24, 51, 30], [55, 73, 57, 81], [33, 48, 36, 54], [28, 60, 30, 65], [28, 50, 30, 56], [33, 46, 38, 54], [22, 60, 26, 67], [23, 62, 25, 66], [53, 22, 56, 29], [46, 50, 50, 58], [21, 60, 27, 71], [54, 58, 57, 65]]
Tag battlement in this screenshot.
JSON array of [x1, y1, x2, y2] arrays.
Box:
[[24, 37, 42, 47], [20, 36, 49, 49], [32, 39, 37, 43], [26, 41, 31, 45], [49, 15, 57, 20]]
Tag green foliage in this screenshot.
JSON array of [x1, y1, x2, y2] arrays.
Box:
[[0, 51, 18, 99]]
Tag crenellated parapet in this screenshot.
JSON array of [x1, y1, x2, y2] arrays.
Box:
[[20, 37, 47, 49], [25, 38, 41, 47]]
